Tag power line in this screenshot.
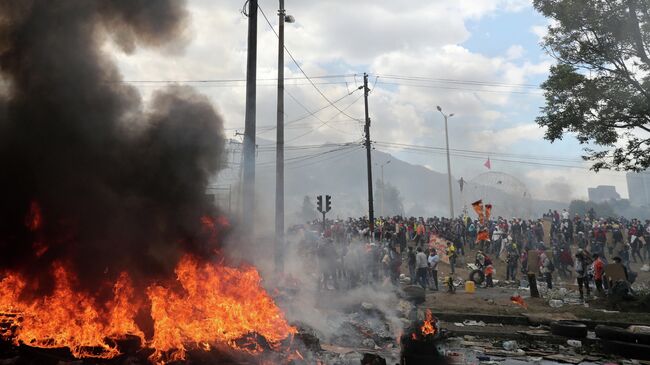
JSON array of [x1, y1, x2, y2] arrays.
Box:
[[116, 74, 357, 84], [258, 5, 364, 123], [373, 141, 585, 163], [373, 74, 540, 89], [284, 93, 364, 143]]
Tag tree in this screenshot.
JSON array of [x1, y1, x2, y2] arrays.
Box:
[[568, 199, 615, 218], [299, 195, 318, 221], [376, 179, 405, 217], [534, 0, 650, 171]]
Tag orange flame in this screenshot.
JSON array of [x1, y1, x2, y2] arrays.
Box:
[[421, 309, 436, 337], [0, 256, 294, 363], [147, 256, 295, 363], [510, 295, 527, 308]]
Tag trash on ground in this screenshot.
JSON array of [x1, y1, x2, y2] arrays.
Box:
[[566, 339, 582, 348], [463, 320, 486, 327], [502, 340, 518, 351]]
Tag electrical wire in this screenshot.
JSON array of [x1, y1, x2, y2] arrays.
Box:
[[258, 5, 364, 123]]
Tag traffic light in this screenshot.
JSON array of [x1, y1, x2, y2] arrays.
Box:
[[316, 195, 323, 213], [325, 195, 331, 212]]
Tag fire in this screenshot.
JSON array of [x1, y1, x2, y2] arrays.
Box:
[[147, 256, 296, 363], [510, 295, 527, 308], [421, 309, 436, 336], [0, 256, 294, 363], [0, 209, 295, 364]]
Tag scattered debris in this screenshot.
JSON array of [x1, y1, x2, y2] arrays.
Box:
[[502, 340, 518, 351], [462, 320, 486, 327], [566, 339, 582, 348], [544, 353, 585, 364], [510, 295, 527, 308], [549, 299, 564, 308]]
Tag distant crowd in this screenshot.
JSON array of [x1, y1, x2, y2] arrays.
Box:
[[291, 209, 649, 300]]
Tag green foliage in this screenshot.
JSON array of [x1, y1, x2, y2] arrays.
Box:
[[375, 179, 405, 217], [534, 0, 650, 171], [299, 195, 318, 221], [568, 199, 615, 218]]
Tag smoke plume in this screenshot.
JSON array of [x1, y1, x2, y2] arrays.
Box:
[[0, 1, 225, 293]]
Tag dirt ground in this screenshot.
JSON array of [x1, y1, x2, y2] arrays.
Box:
[[406, 245, 650, 323]]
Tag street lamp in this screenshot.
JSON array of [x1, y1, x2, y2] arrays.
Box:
[[436, 105, 455, 219], [376, 160, 391, 217], [275, 0, 295, 273]]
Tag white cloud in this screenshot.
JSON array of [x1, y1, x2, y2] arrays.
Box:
[[104, 0, 627, 202], [505, 45, 525, 60]]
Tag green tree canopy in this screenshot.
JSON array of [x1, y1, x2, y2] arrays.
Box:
[[534, 0, 650, 171]]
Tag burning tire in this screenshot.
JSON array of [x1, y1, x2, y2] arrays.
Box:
[[550, 321, 587, 338], [601, 340, 650, 360], [469, 269, 485, 285]]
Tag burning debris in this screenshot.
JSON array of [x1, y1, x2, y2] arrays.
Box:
[[399, 310, 448, 365], [0, 1, 298, 363]]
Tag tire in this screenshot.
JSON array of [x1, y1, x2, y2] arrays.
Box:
[[595, 325, 638, 344], [550, 321, 588, 338], [469, 269, 485, 285], [601, 340, 650, 360], [596, 325, 650, 345]]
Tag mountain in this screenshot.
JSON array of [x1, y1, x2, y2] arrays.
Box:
[[214, 140, 567, 226]]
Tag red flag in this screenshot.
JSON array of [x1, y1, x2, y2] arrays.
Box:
[[484, 157, 491, 169]]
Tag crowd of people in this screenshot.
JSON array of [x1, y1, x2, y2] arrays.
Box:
[[294, 209, 649, 300]]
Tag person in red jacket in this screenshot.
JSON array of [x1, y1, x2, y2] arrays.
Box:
[[592, 253, 605, 294]]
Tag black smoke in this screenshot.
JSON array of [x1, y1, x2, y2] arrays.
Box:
[[0, 1, 226, 294]]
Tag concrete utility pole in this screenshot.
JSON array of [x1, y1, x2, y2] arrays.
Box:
[[364, 73, 375, 237], [242, 0, 258, 231], [275, 0, 294, 273], [437, 105, 455, 219]]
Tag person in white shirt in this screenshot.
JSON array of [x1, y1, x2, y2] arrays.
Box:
[[415, 247, 429, 289], [428, 249, 440, 291]]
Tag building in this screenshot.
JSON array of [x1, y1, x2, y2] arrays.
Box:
[[626, 170, 650, 207], [587, 185, 620, 203]]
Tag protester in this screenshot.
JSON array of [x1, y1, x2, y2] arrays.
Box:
[[415, 247, 428, 289], [592, 253, 605, 294], [427, 248, 439, 291], [575, 250, 591, 300]]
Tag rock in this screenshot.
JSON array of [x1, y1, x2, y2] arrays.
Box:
[[503, 340, 518, 351], [361, 353, 387, 365], [361, 302, 375, 311], [362, 339, 376, 348], [567, 339, 582, 348], [401, 285, 425, 303], [549, 299, 564, 308]]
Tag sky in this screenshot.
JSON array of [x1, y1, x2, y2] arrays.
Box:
[[110, 0, 632, 202]]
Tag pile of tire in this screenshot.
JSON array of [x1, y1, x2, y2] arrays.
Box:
[[596, 325, 650, 360]]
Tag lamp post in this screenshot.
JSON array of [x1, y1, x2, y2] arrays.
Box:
[[275, 0, 294, 273], [437, 105, 455, 219], [379, 160, 391, 217]]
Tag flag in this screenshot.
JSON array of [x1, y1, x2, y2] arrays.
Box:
[[471, 200, 485, 225], [477, 229, 489, 242], [485, 204, 492, 221], [484, 157, 491, 170], [458, 177, 465, 192]]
